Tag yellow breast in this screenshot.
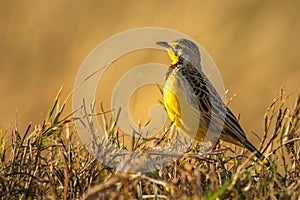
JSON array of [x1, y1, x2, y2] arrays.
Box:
[[163, 71, 207, 141], [163, 76, 181, 127]]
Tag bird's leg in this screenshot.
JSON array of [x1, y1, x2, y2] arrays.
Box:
[[203, 140, 220, 152]]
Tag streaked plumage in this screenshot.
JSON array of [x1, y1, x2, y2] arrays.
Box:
[[157, 39, 266, 161]]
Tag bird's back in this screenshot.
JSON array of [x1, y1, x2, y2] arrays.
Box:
[[164, 61, 248, 147]]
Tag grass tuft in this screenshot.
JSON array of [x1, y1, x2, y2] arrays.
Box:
[[0, 88, 299, 199]]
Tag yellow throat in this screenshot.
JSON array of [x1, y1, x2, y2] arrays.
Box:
[[167, 49, 179, 65]]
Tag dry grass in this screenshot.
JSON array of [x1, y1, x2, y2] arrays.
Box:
[[0, 88, 299, 199]]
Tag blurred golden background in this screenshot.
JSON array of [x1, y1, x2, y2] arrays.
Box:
[[1, 1, 299, 144]]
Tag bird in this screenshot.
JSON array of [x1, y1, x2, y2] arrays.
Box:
[[156, 38, 268, 163]]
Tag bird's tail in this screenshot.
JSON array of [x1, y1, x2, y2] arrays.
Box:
[[243, 140, 270, 167], [243, 139, 287, 182]]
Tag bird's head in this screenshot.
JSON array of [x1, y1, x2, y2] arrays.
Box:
[[156, 38, 201, 67]]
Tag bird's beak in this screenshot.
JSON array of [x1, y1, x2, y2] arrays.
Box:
[[156, 41, 170, 48], [156, 41, 179, 66]]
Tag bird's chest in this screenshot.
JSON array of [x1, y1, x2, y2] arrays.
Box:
[[163, 69, 182, 126], [163, 67, 194, 126]]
